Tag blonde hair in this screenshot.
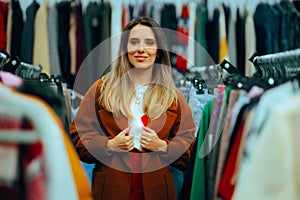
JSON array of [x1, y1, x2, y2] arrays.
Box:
[[98, 16, 177, 120]]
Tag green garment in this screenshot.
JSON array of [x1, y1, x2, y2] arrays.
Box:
[[190, 98, 215, 200], [195, 2, 209, 66]]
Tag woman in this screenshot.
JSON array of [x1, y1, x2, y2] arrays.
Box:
[[71, 16, 196, 200]]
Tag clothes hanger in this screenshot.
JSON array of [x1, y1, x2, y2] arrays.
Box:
[[2, 55, 21, 74], [251, 48, 300, 87], [69, 89, 84, 100], [2, 56, 42, 79], [17, 62, 42, 79], [219, 59, 263, 91], [0, 49, 10, 69]]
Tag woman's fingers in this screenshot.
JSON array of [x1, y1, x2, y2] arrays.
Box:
[[120, 126, 131, 136]]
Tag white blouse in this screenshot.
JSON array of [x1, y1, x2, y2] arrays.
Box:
[[128, 85, 148, 151]]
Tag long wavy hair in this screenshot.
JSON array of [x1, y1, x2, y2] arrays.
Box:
[[98, 16, 177, 120]]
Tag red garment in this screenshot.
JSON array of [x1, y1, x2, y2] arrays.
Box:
[[0, 1, 8, 50], [128, 149, 144, 200], [122, 3, 130, 30], [128, 175, 144, 200], [128, 115, 148, 200], [176, 4, 189, 74], [23, 141, 45, 200], [0, 116, 22, 199], [181, 4, 189, 20], [75, 2, 86, 73], [0, 116, 46, 200], [176, 54, 188, 74], [129, 150, 145, 200], [21, 119, 46, 200], [217, 118, 246, 200]]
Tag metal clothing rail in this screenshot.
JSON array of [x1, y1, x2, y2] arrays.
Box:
[[251, 48, 300, 78], [253, 48, 300, 66]]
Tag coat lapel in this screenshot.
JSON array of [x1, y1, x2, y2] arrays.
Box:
[[97, 101, 178, 171], [97, 109, 134, 170], [97, 109, 128, 137]]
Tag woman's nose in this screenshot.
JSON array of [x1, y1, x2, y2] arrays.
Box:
[[137, 42, 145, 52]]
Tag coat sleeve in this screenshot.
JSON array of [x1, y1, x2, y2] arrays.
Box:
[[70, 79, 111, 164]]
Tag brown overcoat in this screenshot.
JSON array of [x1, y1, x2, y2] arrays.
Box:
[[70, 79, 196, 200]]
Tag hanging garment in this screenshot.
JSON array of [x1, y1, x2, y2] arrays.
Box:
[[10, 0, 23, 58], [217, 100, 256, 200], [195, 2, 209, 66], [0, 1, 8, 51], [75, 1, 86, 74], [207, 8, 219, 65], [47, 3, 62, 76], [209, 86, 228, 200], [217, 112, 246, 200], [218, 6, 229, 64], [253, 3, 275, 55], [57, 1, 74, 88], [6, 1, 12, 54], [33, 1, 51, 76], [0, 115, 34, 199], [280, 0, 300, 50], [190, 98, 215, 200], [83, 1, 111, 88], [273, 3, 289, 52], [244, 9, 256, 77], [122, 3, 130, 30], [20, 0, 40, 63], [227, 4, 237, 67], [234, 91, 300, 199], [235, 8, 247, 74], [213, 89, 239, 199], [69, 2, 77, 76], [176, 4, 189, 74], [0, 83, 92, 199], [160, 3, 177, 68]]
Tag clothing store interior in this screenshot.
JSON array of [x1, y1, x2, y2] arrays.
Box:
[[0, 0, 300, 199]]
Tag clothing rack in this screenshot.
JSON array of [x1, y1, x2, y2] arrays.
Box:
[[221, 49, 300, 91], [252, 48, 300, 65], [1, 56, 42, 80], [185, 65, 223, 93], [251, 48, 300, 78], [0, 49, 83, 103]]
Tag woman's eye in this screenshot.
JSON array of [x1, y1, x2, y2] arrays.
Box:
[[129, 38, 156, 47], [130, 39, 139, 45], [145, 40, 155, 46], [145, 39, 155, 46]]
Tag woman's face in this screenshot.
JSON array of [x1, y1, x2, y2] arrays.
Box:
[[127, 24, 158, 70]]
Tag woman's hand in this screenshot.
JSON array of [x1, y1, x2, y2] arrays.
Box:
[[106, 126, 134, 152], [140, 126, 167, 152]]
